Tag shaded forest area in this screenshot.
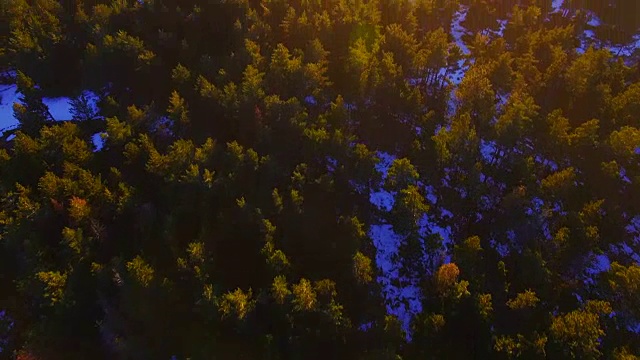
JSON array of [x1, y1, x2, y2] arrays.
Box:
[[1, 0, 640, 358]]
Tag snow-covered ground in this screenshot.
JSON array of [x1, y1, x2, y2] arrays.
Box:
[[0, 85, 105, 149], [0, 84, 75, 132]]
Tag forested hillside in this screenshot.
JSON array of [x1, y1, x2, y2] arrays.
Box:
[[0, 0, 639, 358]]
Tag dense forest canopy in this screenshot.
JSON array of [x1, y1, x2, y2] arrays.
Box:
[[0, 0, 639, 358]]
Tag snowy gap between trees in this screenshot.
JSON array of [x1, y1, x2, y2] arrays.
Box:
[[0, 85, 104, 150]]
